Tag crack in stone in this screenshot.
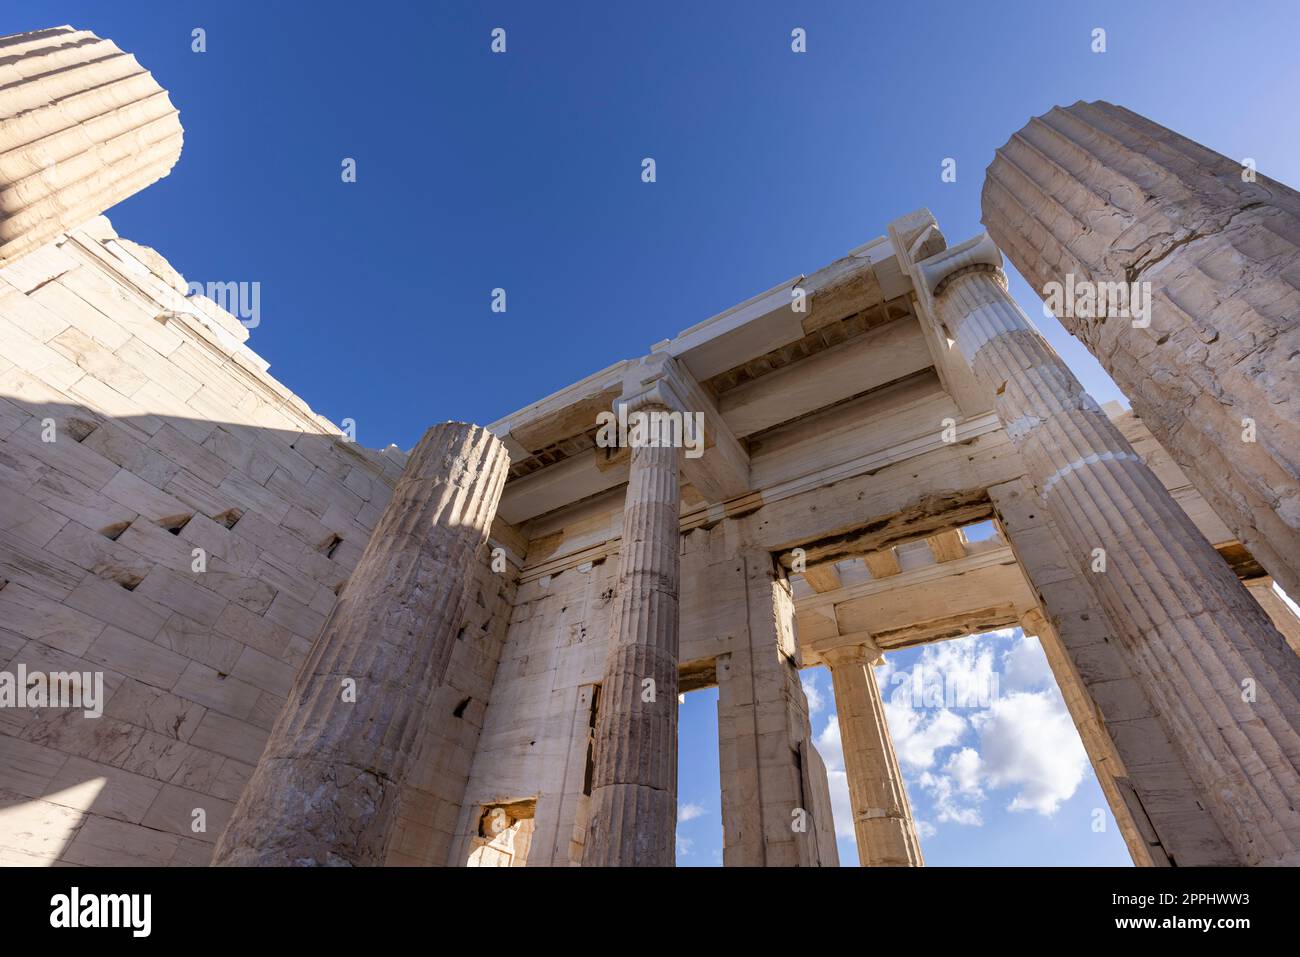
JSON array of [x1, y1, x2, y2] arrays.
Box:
[[1124, 203, 1266, 284]]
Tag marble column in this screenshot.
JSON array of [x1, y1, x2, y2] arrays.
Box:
[[822, 644, 923, 867], [583, 402, 682, 866], [212, 423, 509, 866], [715, 541, 837, 867], [918, 234, 1300, 865], [982, 101, 1300, 600], [0, 26, 184, 263]]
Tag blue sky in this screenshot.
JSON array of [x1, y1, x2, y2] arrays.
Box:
[[10, 1, 1297, 865], [676, 629, 1133, 867]]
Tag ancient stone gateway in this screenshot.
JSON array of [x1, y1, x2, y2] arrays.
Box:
[[0, 28, 1297, 868]]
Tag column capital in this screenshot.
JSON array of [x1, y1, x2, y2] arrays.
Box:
[[916, 232, 1005, 300], [615, 353, 687, 416], [615, 389, 674, 418], [822, 640, 884, 669]]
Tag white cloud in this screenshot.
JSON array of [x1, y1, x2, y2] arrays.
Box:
[[915, 819, 937, 839], [877, 631, 1089, 838], [918, 770, 983, 826], [802, 676, 825, 714], [814, 715, 858, 840], [945, 747, 983, 795], [815, 712, 843, 769], [678, 802, 706, 822], [883, 636, 1000, 710], [972, 689, 1087, 815], [676, 835, 694, 856], [812, 632, 1088, 850], [825, 768, 856, 839], [884, 702, 967, 770], [1001, 631, 1054, 692]]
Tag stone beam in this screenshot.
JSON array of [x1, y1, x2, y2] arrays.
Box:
[[797, 548, 1033, 662], [774, 494, 995, 571], [926, 529, 966, 563], [518, 400, 1011, 583], [496, 447, 627, 525], [802, 563, 842, 594], [982, 101, 1300, 600], [487, 361, 628, 461], [0, 27, 183, 263], [887, 209, 993, 419], [752, 424, 1020, 558], [863, 548, 902, 579], [656, 238, 901, 380], [618, 352, 749, 503], [716, 317, 933, 438]]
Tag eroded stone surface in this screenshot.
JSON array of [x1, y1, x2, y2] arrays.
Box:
[[920, 235, 1300, 865], [582, 407, 681, 867], [982, 101, 1300, 601], [0, 27, 183, 264], [211, 423, 508, 866], [0, 33, 1295, 868]]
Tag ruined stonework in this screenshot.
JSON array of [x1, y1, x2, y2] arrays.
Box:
[[212, 423, 508, 866], [0, 27, 183, 265], [0, 215, 408, 865], [982, 101, 1300, 602], [917, 234, 1300, 866], [1, 28, 1298, 868]]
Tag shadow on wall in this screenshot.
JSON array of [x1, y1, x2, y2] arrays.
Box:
[[0, 396, 455, 866]]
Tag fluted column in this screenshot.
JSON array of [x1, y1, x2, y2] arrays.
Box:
[[982, 101, 1300, 599], [823, 644, 923, 867], [918, 234, 1300, 865], [212, 423, 509, 866], [0, 26, 183, 263], [583, 403, 681, 867]]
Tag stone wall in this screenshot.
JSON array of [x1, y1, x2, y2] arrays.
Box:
[[0, 216, 513, 865], [452, 506, 840, 866]]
